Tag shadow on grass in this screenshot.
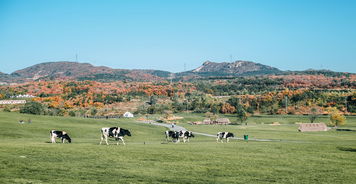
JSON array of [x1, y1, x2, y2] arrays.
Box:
[[337, 147, 356, 152]]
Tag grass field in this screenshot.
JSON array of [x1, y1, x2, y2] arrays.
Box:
[[1, 112, 356, 184]]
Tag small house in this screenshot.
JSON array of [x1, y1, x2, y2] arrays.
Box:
[[123, 112, 134, 118]]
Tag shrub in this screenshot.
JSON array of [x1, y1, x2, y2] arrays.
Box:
[[69, 111, 76, 117], [20, 101, 44, 115], [3, 106, 11, 112]]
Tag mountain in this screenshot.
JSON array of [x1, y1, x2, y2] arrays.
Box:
[[11, 62, 114, 80], [177, 60, 282, 78], [8, 61, 171, 82], [0, 60, 352, 83], [0, 72, 11, 84], [0, 71, 9, 78]]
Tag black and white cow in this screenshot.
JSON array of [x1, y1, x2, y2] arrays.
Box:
[[100, 127, 131, 145], [50, 130, 72, 143], [165, 130, 180, 142], [217, 132, 234, 143], [178, 130, 195, 143]]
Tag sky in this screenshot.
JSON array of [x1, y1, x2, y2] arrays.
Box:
[[0, 0, 355, 73]]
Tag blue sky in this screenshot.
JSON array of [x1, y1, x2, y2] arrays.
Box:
[[0, 0, 355, 73]]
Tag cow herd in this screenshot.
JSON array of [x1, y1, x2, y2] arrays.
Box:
[[165, 130, 194, 143], [50, 127, 235, 145]]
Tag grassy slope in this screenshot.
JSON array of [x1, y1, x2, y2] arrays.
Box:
[[1, 112, 356, 184]]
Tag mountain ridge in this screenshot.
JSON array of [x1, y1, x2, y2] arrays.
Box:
[[0, 60, 353, 83]]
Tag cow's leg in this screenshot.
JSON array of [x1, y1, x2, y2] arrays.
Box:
[[99, 135, 103, 145], [221, 138, 224, 143], [51, 136, 56, 143], [183, 137, 187, 143], [216, 137, 219, 143], [103, 135, 109, 145], [227, 138, 230, 143], [105, 136, 109, 145], [119, 137, 125, 145]]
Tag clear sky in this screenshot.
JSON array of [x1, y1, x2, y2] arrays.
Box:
[[0, 0, 355, 73]]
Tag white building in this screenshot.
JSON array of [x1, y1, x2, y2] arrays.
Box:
[[123, 112, 134, 118], [0, 100, 27, 105]]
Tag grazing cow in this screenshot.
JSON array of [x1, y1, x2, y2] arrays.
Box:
[[100, 127, 131, 145], [178, 130, 195, 143], [217, 132, 234, 143], [165, 130, 180, 142], [50, 130, 72, 143]]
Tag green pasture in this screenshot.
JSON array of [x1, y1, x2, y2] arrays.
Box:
[[1, 112, 356, 184]]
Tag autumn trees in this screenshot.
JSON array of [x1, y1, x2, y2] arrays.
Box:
[[328, 107, 346, 127], [1, 76, 355, 117]]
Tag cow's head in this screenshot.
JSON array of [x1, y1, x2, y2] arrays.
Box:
[[189, 131, 195, 137], [124, 129, 131, 136], [228, 132, 234, 138], [63, 134, 72, 143]]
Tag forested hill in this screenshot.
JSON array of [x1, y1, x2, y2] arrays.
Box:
[[0, 61, 354, 83], [177, 60, 282, 78], [7, 61, 171, 82]]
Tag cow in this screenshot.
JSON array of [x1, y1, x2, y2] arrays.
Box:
[[178, 130, 195, 143], [50, 130, 72, 143], [100, 127, 131, 145], [165, 130, 180, 142], [217, 132, 234, 143]]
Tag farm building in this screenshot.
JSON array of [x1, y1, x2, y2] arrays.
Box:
[[0, 100, 26, 105], [298, 123, 328, 132], [123, 112, 134, 118], [193, 118, 231, 125]]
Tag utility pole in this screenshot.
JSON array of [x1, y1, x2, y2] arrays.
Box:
[[75, 53, 78, 62]]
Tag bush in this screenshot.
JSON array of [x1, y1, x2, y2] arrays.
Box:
[[20, 101, 44, 115], [90, 108, 98, 116], [47, 108, 65, 116], [3, 106, 11, 112], [69, 111, 76, 117]]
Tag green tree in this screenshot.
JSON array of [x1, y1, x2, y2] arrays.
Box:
[[20, 101, 44, 115], [236, 106, 248, 125], [90, 108, 98, 116], [149, 95, 158, 105], [3, 106, 11, 112], [69, 111, 76, 117], [309, 106, 321, 123]]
